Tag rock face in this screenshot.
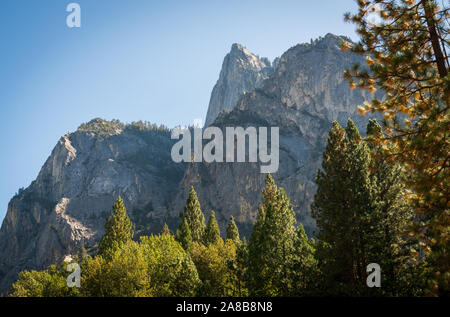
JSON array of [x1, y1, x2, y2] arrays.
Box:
[[0, 120, 184, 294], [171, 33, 378, 236], [204, 43, 273, 127], [0, 33, 378, 294]]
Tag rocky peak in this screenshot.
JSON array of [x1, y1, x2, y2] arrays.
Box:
[[204, 43, 274, 127]]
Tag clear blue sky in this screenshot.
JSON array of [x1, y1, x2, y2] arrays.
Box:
[[0, 0, 359, 222]]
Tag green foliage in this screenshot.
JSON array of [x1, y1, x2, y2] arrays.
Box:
[[248, 174, 298, 296], [226, 216, 240, 244], [140, 234, 200, 296], [182, 187, 206, 243], [98, 196, 134, 258], [291, 225, 318, 296], [344, 0, 449, 295], [81, 241, 151, 297], [204, 211, 221, 246], [312, 119, 417, 296], [191, 239, 237, 296], [10, 265, 77, 297], [175, 217, 193, 252], [77, 118, 125, 136], [160, 223, 171, 236]]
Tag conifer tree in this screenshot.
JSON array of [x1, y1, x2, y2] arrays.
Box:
[[204, 211, 221, 246], [98, 196, 134, 257], [226, 216, 240, 244], [175, 218, 193, 252], [248, 174, 297, 296], [313, 119, 417, 296], [182, 186, 206, 243], [160, 223, 171, 236], [343, 0, 449, 294], [291, 224, 318, 296], [312, 120, 377, 295]]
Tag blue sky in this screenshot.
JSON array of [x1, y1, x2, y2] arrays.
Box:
[[0, 0, 359, 222]]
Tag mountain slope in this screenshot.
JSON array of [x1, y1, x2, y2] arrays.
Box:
[[171, 34, 378, 236], [204, 43, 273, 127], [0, 119, 184, 294]]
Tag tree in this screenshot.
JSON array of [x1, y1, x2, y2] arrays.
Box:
[[182, 187, 206, 243], [247, 174, 297, 296], [343, 0, 449, 295], [175, 217, 193, 252], [312, 120, 377, 295], [204, 211, 221, 246], [10, 265, 77, 297], [226, 216, 240, 244], [312, 119, 417, 296], [97, 196, 134, 258], [160, 223, 171, 236], [291, 224, 318, 296], [227, 237, 249, 296], [81, 241, 151, 297], [140, 234, 201, 296], [191, 239, 237, 296]]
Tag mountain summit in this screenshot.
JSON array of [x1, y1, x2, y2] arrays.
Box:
[[0, 34, 377, 294], [204, 43, 274, 127]]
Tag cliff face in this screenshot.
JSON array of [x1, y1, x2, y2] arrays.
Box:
[[0, 33, 377, 294], [171, 34, 377, 236], [204, 43, 273, 127], [0, 120, 184, 294]]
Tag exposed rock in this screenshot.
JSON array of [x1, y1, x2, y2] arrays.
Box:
[[0, 34, 379, 294], [204, 43, 273, 127], [0, 120, 184, 294], [172, 33, 379, 236]]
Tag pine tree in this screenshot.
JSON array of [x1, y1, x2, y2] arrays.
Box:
[[182, 186, 206, 243], [291, 224, 318, 296], [313, 119, 417, 296], [204, 211, 221, 246], [175, 218, 193, 252], [248, 174, 297, 296], [312, 120, 377, 295], [365, 119, 419, 296], [343, 0, 449, 295], [226, 216, 240, 244], [160, 223, 171, 236], [98, 196, 134, 258]]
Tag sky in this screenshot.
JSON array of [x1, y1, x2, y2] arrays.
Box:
[[0, 0, 359, 223]]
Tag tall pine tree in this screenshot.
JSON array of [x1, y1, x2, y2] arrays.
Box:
[[248, 174, 297, 296], [226, 216, 240, 244], [175, 218, 193, 252], [181, 186, 206, 243], [98, 196, 134, 258], [204, 211, 221, 245], [313, 119, 417, 296]]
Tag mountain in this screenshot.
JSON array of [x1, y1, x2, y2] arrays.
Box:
[[171, 34, 378, 236], [204, 43, 274, 127], [0, 120, 185, 294], [0, 33, 377, 294]]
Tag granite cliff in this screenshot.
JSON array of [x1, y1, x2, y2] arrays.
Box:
[[0, 34, 377, 294]]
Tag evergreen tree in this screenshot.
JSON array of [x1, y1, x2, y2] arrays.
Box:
[[248, 174, 297, 296], [160, 223, 171, 236], [226, 216, 240, 244], [204, 211, 221, 246], [175, 218, 193, 252], [182, 186, 206, 243], [312, 120, 376, 295], [312, 119, 417, 296], [343, 0, 449, 295], [291, 224, 318, 296], [228, 237, 248, 296], [97, 196, 134, 258]]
